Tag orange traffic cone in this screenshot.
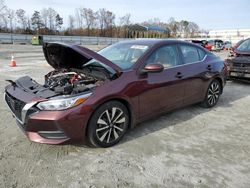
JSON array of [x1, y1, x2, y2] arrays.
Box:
[[10, 55, 16, 67]]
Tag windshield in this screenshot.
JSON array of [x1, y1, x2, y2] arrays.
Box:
[[85, 42, 150, 71], [237, 39, 250, 51]]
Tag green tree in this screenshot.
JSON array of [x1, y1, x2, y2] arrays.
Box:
[[31, 11, 43, 31], [55, 14, 63, 30]]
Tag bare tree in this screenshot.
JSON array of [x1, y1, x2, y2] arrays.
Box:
[[47, 8, 57, 30], [97, 9, 115, 37], [102, 10, 115, 37], [16, 9, 28, 30], [5, 8, 15, 42], [143, 17, 161, 25], [68, 15, 75, 29], [81, 8, 97, 36], [119, 14, 131, 37], [41, 8, 49, 28], [0, 2, 203, 38], [0, 0, 7, 29], [167, 17, 179, 37], [119, 13, 131, 26], [179, 20, 189, 37], [26, 17, 32, 32], [97, 8, 106, 36], [7, 8, 15, 29], [0, 0, 5, 12], [75, 8, 83, 28], [0, 2, 16, 32], [187, 22, 199, 37], [104, 11, 115, 28]]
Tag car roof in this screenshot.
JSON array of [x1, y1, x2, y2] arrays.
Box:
[[117, 39, 191, 46]]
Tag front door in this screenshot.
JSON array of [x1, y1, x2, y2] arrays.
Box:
[[138, 44, 187, 120]]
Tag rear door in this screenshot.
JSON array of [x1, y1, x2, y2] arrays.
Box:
[[178, 44, 211, 104]]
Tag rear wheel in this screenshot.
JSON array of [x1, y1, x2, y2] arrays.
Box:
[[87, 101, 129, 147], [201, 79, 221, 108]]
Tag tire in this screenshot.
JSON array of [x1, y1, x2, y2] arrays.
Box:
[[201, 79, 222, 108], [87, 101, 129, 147]]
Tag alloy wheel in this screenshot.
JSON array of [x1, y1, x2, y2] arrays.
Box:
[[207, 81, 220, 106], [96, 107, 126, 144]]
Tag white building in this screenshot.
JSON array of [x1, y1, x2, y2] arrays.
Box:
[[209, 29, 250, 43]]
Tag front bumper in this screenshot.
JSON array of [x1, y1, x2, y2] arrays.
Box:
[[227, 58, 250, 81], [4, 91, 91, 144], [229, 67, 250, 80]]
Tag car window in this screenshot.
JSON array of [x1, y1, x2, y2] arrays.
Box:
[[237, 39, 250, 51], [180, 45, 200, 64], [198, 48, 206, 60], [208, 40, 214, 45], [145, 45, 180, 68]]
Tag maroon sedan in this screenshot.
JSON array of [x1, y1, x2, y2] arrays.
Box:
[[227, 38, 250, 82], [5, 40, 227, 147]]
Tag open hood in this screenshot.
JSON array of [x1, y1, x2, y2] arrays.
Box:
[[43, 42, 122, 74]]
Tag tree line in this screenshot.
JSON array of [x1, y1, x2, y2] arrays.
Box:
[[0, 0, 204, 38]]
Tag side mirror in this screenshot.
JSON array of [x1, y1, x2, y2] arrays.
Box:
[[142, 63, 164, 73]]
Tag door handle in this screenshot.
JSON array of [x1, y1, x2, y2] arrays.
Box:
[[207, 65, 212, 71], [175, 72, 183, 78]]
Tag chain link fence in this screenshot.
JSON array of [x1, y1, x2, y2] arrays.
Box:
[[0, 33, 131, 45]]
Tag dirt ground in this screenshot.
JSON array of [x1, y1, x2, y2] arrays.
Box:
[[0, 44, 250, 188]]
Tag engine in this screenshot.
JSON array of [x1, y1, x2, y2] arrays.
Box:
[[44, 68, 105, 95]]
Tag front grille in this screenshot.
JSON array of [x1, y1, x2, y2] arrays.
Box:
[[232, 62, 250, 68], [5, 93, 26, 121], [232, 56, 250, 68]]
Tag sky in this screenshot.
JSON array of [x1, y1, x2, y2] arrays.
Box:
[[5, 0, 250, 30]]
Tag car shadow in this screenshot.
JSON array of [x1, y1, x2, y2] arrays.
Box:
[[119, 81, 250, 145]]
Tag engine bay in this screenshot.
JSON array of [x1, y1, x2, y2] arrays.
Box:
[[8, 42, 121, 98], [44, 68, 106, 95], [13, 67, 109, 99]]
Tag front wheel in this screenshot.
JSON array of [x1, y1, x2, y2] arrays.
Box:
[[201, 79, 222, 108], [87, 101, 129, 147]]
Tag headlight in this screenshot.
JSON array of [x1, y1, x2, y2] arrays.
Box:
[[37, 93, 92, 111]]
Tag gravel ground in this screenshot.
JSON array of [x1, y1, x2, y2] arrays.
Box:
[[0, 44, 250, 188]]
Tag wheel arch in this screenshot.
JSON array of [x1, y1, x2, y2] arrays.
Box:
[[85, 97, 135, 136], [214, 76, 224, 94]]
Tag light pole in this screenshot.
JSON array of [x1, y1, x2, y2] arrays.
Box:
[[8, 14, 13, 44]]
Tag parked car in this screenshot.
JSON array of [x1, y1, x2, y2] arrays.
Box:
[[232, 39, 245, 51], [4, 40, 227, 147], [190, 40, 212, 51], [203, 40, 213, 51], [208, 39, 224, 51], [227, 38, 250, 82], [229, 39, 248, 57], [190, 40, 204, 47], [223, 41, 232, 50]]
